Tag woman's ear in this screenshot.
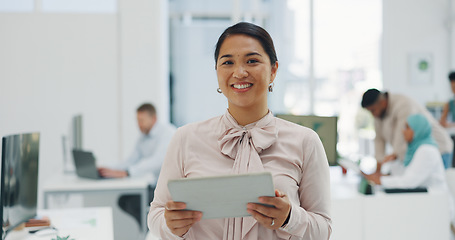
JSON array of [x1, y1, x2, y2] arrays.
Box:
[[271, 61, 279, 81]]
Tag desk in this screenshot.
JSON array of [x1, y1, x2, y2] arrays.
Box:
[[42, 173, 150, 240], [5, 207, 113, 240], [330, 166, 451, 240]]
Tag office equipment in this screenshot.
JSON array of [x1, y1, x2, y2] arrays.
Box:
[[62, 114, 83, 174], [42, 174, 149, 240], [168, 172, 275, 219], [276, 114, 338, 166], [1, 132, 40, 239], [383, 187, 428, 193], [71, 149, 102, 179], [71, 114, 83, 150]]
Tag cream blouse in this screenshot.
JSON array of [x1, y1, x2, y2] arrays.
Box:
[[148, 110, 332, 240]]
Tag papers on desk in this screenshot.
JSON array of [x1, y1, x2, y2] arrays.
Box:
[[337, 158, 361, 174], [39, 208, 99, 230]]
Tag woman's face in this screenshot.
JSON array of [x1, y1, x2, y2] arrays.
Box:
[[402, 123, 414, 143], [216, 34, 278, 111]]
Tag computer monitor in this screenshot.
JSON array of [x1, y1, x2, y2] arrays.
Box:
[[276, 114, 338, 166], [62, 114, 82, 173], [1, 132, 40, 239], [71, 114, 83, 150]]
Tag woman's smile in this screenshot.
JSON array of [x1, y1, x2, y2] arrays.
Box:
[[232, 82, 253, 92]]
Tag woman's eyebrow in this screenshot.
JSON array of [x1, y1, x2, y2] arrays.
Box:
[[219, 54, 233, 59], [219, 52, 262, 60], [246, 52, 262, 57]]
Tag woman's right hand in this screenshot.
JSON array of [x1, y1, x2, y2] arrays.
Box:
[[164, 201, 202, 237]]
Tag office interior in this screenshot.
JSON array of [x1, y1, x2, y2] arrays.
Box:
[[1, 0, 455, 239]]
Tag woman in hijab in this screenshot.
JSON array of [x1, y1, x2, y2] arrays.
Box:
[[364, 114, 449, 190], [364, 113, 455, 237]]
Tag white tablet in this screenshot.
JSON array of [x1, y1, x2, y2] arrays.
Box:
[[167, 172, 275, 219]]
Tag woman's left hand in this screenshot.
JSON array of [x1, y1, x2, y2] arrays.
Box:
[[247, 189, 291, 230]]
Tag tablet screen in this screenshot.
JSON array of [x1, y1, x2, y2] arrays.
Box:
[[168, 172, 275, 219]]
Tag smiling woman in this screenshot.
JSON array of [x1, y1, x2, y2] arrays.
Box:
[[148, 22, 332, 240], [215, 34, 278, 126]]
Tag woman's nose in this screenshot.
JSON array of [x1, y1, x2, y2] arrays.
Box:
[[233, 64, 248, 78]]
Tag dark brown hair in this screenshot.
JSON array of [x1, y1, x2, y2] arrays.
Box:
[[137, 103, 156, 116], [214, 22, 277, 67]]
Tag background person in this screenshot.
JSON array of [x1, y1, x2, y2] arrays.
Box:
[[363, 114, 454, 235], [440, 71, 455, 128], [148, 22, 331, 240], [361, 88, 453, 169], [98, 102, 176, 228], [98, 102, 176, 180]]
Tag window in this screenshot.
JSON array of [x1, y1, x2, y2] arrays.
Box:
[[282, 0, 382, 156], [0, 0, 34, 12], [0, 0, 117, 13], [169, 0, 382, 157]]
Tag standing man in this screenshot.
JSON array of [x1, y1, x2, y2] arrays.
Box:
[[361, 88, 453, 169], [98, 102, 176, 180]]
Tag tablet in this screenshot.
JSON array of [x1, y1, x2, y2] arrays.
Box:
[[167, 172, 275, 219]]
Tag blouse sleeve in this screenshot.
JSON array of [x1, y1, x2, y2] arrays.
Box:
[[277, 130, 332, 239], [147, 128, 189, 239]]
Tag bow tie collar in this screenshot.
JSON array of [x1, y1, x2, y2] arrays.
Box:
[[218, 110, 278, 239], [218, 110, 278, 173]]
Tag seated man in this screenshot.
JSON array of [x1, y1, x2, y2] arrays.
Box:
[[98, 102, 176, 226], [98, 103, 176, 180]]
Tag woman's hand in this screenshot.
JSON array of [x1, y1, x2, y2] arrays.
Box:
[[164, 201, 202, 237], [246, 189, 291, 230], [362, 171, 382, 185]]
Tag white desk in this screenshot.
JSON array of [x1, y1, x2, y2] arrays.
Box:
[[330, 166, 451, 240], [41, 173, 150, 240], [5, 207, 113, 240]]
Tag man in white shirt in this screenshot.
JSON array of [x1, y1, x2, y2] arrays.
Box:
[[98, 103, 176, 228], [361, 89, 453, 169], [98, 103, 176, 180]]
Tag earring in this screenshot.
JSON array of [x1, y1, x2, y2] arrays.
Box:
[[268, 82, 274, 92], [217, 88, 222, 93]]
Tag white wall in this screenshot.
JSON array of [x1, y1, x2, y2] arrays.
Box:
[[0, 12, 119, 191], [383, 0, 452, 104], [119, 0, 169, 160], [0, 0, 169, 208]]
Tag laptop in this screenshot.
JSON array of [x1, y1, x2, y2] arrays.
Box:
[[72, 149, 103, 179]]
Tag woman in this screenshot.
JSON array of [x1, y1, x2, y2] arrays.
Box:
[[364, 114, 450, 191], [148, 22, 332, 239]]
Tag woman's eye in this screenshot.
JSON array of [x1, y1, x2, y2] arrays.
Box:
[[221, 60, 233, 65], [247, 59, 258, 64]]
